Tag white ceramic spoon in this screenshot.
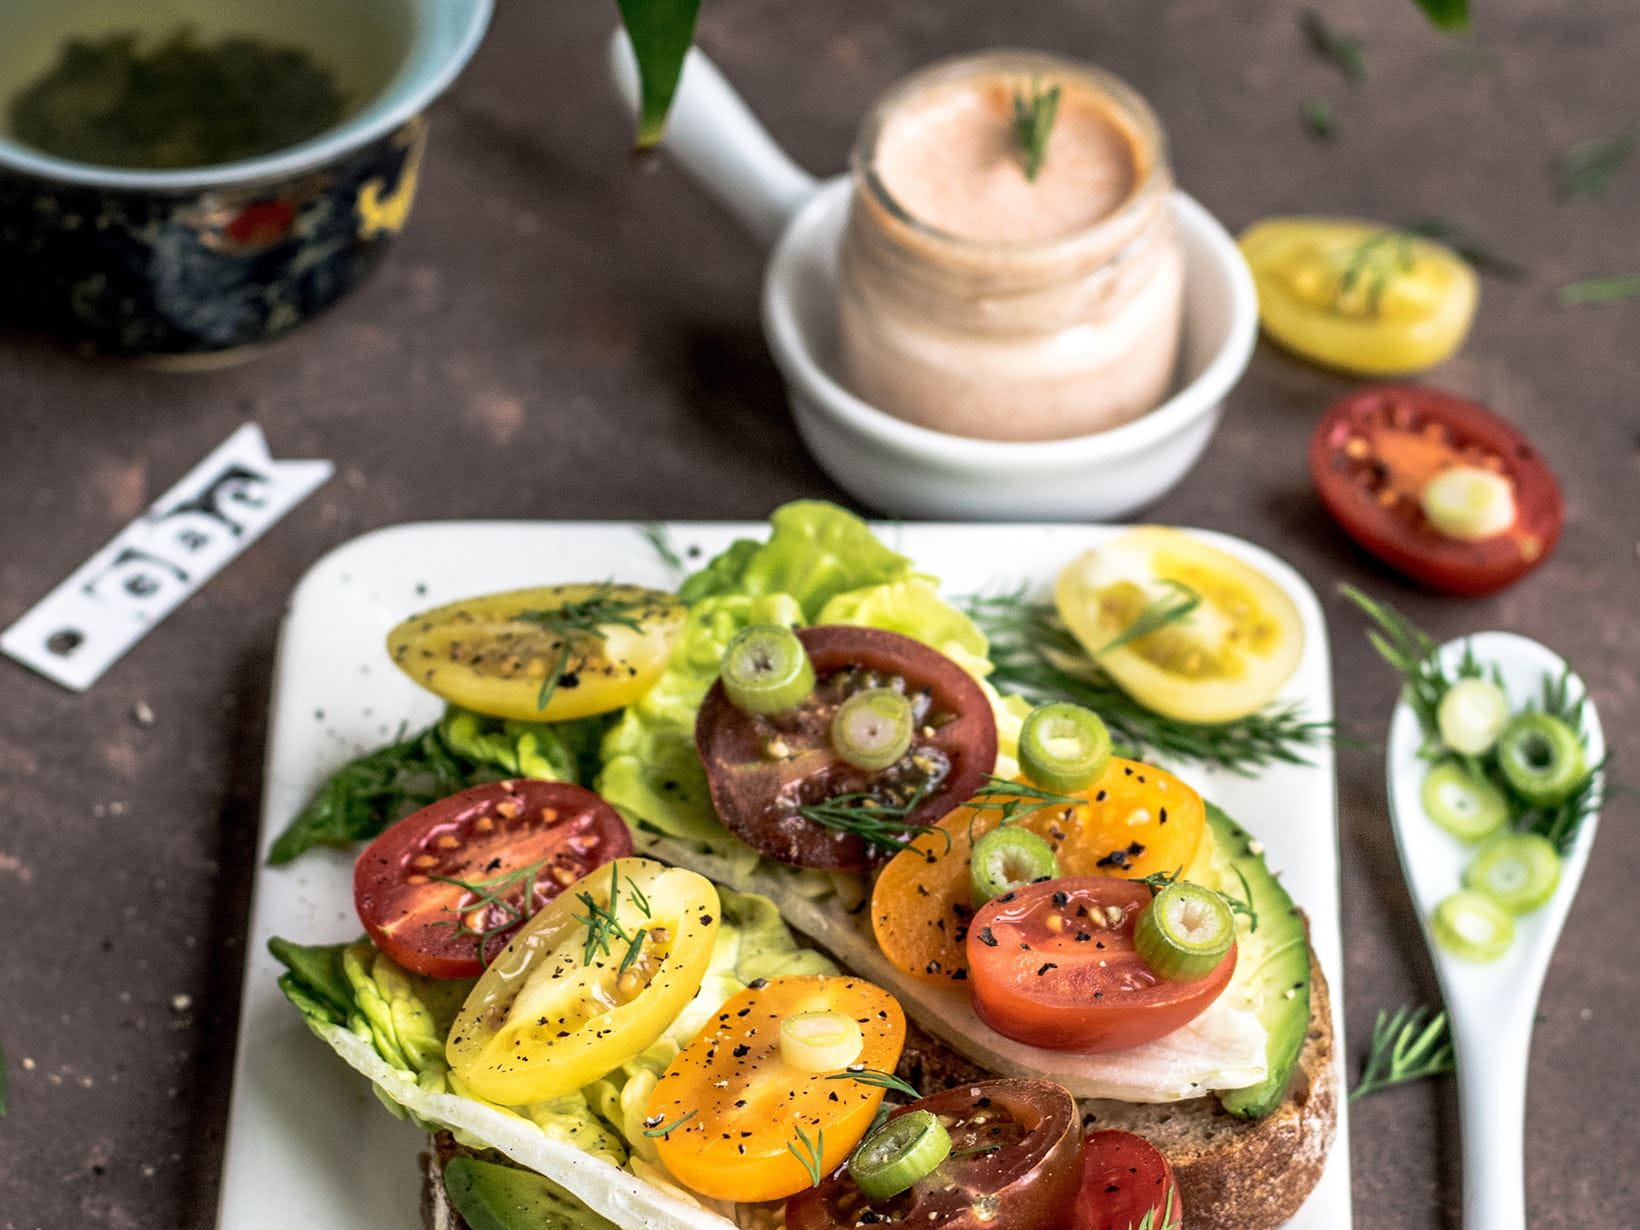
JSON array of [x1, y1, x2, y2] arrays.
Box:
[[1385, 631, 1605, 1230]]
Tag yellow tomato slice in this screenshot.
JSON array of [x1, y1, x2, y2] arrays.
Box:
[[447, 857, 718, 1104], [1239, 217, 1477, 375], [1055, 528, 1304, 723], [648, 975, 905, 1203], [388, 584, 685, 722], [872, 757, 1206, 985]]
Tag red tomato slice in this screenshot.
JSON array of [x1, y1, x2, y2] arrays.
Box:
[[1071, 1130, 1182, 1230], [1310, 385, 1563, 596], [966, 878, 1234, 1052], [695, 625, 997, 869], [353, 781, 632, 979]]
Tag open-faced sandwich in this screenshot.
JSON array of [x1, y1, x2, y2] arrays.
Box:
[[268, 502, 1338, 1229]]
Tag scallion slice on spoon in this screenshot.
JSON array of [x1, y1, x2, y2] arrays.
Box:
[[1463, 832, 1561, 914], [1421, 760, 1509, 842]]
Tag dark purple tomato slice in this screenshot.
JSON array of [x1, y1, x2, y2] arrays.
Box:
[[785, 1079, 1084, 1230], [353, 780, 632, 979], [695, 625, 998, 869]]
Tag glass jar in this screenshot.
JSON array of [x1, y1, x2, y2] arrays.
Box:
[[838, 51, 1184, 443]]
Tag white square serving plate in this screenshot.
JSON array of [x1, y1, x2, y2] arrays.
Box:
[[217, 520, 1352, 1229]]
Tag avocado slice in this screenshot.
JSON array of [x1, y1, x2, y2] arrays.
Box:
[[1206, 803, 1312, 1120], [443, 1156, 619, 1230]]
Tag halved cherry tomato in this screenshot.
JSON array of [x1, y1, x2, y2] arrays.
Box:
[[1071, 1130, 1181, 1230], [354, 781, 633, 979], [967, 878, 1234, 1051], [387, 583, 685, 721], [1240, 217, 1477, 375], [447, 857, 718, 1104], [785, 1079, 1084, 1230], [1056, 529, 1304, 723], [872, 759, 1206, 986], [695, 626, 998, 869], [1310, 386, 1564, 596], [648, 976, 906, 1203]]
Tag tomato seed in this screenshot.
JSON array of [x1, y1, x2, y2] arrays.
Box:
[[540, 808, 561, 824], [495, 800, 521, 819], [436, 834, 460, 850], [406, 874, 429, 885], [412, 854, 438, 869], [650, 926, 671, 944], [473, 816, 495, 834]]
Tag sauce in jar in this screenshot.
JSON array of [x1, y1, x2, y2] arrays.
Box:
[[839, 52, 1184, 442]]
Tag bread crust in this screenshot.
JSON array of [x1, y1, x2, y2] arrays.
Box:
[[1080, 949, 1339, 1229]]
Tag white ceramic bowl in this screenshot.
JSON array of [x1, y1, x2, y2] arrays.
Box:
[[613, 38, 1257, 520]]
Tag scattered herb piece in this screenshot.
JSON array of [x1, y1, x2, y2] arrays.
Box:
[[795, 782, 948, 853], [1401, 215, 1525, 279], [1350, 1005, 1455, 1100], [1223, 863, 1260, 933], [966, 591, 1334, 775], [1011, 79, 1062, 182], [643, 1108, 699, 1138], [1131, 868, 1183, 893], [1558, 274, 1640, 306], [618, 928, 649, 974], [825, 1068, 923, 1100], [788, 1123, 827, 1187], [1336, 230, 1417, 317], [1557, 129, 1635, 198], [639, 522, 686, 574], [519, 581, 648, 711], [573, 865, 639, 966], [1300, 10, 1366, 82], [1098, 580, 1202, 657], [1302, 96, 1338, 140], [1411, 0, 1470, 34], [429, 854, 553, 965], [964, 776, 1085, 827], [1133, 1188, 1184, 1230]]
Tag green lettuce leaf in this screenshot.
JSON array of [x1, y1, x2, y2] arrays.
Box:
[[597, 593, 803, 840], [818, 577, 992, 681], [679, 501, 913, 620]]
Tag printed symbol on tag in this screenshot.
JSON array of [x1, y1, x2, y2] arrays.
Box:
[[1, 424, 332, 692]]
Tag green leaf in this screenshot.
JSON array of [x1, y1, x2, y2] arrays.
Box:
[[1301, 96, 1338, 139], [269, 937, 356, 1022], [616, 0, 702, 147], [1300, 10, 1366, 82], [1411, 0, 1470, 32]]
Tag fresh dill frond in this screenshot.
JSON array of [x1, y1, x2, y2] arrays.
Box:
[[824, 1068, 922, 1100], [964, 776, 1084, 827], [642, 1109, 698, 1139], [788, 1123, 827, 1187], [429, 854, 553, 965], [1335, 230, 1417, 317], [1011, 78, 1061, 182], [638, 522, 686, 574], [518, 580, 648, 711], [795, 781, 947, 853], [964, 591, 1333, 775], [1349, 1005, 1455, 1101], [1097, 580, 1201, 657]]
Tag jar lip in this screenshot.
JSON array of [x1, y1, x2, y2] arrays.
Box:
[[851, 50, 1172, 259]]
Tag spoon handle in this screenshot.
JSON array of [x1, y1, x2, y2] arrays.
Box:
[[1452, 1008, 1529, 1230], [609, 32, 817, 247]]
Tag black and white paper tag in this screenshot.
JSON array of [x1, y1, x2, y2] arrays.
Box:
[[2, 424, 333, 692]]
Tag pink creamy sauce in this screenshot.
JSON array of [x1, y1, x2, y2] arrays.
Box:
[[874, 78, 1139, 244]]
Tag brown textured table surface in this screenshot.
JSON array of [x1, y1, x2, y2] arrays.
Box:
[[2, 2, 1637, 1227]]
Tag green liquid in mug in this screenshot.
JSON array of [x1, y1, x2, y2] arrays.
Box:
[[9, 25, 348, 169]]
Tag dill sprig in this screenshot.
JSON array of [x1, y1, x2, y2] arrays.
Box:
[[1349, 1005, 1455, 1101], [964, 776, 1083, 827], [1301, 9, 1366, 82], [1557, 128, 1635, 198], [1335, 230, 1416, 317], [1096, 580, 1201, 657], [642, 1109, 698, 1139], [795, 781, 948, 853], [429, 854, 554, 965], [1133, 1188, 1183, 1230], [824, 1068, 922, 1100], [1302, 96, 1338, 140], [571, 864, 650, 966], [1129, 865, 1256, 931], [788, 1123, 827, 1187], [638, 522, 686, 574], [518, 581, 648, 711], [965, 591, 1333, 775], [1011, 79, 1061, 182]]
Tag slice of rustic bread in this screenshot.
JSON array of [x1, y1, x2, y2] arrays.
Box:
[[1080, 950, 1339, 1230]]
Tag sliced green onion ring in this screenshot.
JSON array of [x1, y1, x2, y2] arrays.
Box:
[[970, 826, 1059, 906], [1496, 712, 1588, 806], [1421, 465, 1516, 542], [848, 1109, 951, 1201], [830, 688, 914, 772], [1420, 760, 1509, 843], [1134, 882, 1235, 981], [721, 624, 814, 715], [1019, 702, 1112, 794], [779, 1010, 864, 1073], [1436, 678, 1510, 757], [1431, 889, 1515, 962], [1463, 832, 1561, 915]]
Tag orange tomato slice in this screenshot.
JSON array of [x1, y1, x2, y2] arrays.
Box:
[[871, 757, 1205, 987], [648, 975, 906, 1203]]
